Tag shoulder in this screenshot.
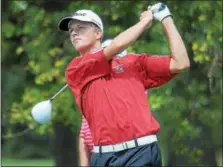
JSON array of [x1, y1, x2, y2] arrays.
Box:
[[120, 53, 138, 62], [121, 53, 153, 62], [66, 49, 104, 70], [66, 56, 82, 70], [126, 53, 152, 58]]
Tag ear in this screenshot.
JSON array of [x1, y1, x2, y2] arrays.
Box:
[[95, 30, 103, 41]]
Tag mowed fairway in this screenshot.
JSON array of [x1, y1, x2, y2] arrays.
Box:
[[1, 157, 54, 166]]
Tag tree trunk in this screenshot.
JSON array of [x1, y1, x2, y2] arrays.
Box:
[[53, 122, 78, 167]]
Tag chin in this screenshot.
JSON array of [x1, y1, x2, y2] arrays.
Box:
[[74, 44, 83, 52], [75, 44, 89, 53]]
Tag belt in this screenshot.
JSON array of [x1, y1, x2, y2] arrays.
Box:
[[93, 135, 157, 153]]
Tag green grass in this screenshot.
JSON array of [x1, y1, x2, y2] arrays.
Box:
[[1, 157, 54, 167]]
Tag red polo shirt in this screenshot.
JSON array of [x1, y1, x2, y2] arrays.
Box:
[[66, 49, 175, 145]]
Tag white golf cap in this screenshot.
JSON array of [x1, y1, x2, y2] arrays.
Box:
[[58, 9, 103, 33], [102, 39, 127, 58], [101, 39, 113, 48]]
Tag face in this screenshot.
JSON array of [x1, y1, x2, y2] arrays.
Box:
[[68, 20, 102, 52]]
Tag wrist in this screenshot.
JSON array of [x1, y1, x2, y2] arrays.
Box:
[[161, 16, 174, 25], [139, 19, 152, 30]]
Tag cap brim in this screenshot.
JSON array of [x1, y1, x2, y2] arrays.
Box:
[[58, 16, 98, 32], [58, 17, 73, 31]]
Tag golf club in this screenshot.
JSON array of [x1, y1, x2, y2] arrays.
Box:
[[31, 84, 68, 124], [2, 124, 38, 140], [2, 84, 69, 140], [148, 3, 166, 14], [49, 84, 68, 101]]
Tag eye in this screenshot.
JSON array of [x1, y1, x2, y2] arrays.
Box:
[[78, 26, 85, 29]]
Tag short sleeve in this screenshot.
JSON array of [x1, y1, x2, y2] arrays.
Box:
[[66, 49, 111, 94], [137, 54, 177, 89]]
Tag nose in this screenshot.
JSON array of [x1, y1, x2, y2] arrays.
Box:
[[70, 33, 78, 41], [70, 30, 78, 37]]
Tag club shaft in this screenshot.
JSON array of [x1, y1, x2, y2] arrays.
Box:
[[50, 84, 68, 101]]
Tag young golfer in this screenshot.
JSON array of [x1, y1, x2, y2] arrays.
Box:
[[58, 2, 190, 166]]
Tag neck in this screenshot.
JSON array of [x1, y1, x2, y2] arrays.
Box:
[[79, 41, 101, 55]]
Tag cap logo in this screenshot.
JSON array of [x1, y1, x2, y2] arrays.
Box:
[[74, 12, 86, 16]]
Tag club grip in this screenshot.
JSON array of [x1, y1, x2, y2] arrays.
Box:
[[150, 3, 166, 14]]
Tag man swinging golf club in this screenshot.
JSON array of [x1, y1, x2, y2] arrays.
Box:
[[58, 2, 190, 166], [79, 39, 149, 166]]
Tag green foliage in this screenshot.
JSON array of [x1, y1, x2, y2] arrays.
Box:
[[3, 133, 52, 159], [2, 0, 222, 166]]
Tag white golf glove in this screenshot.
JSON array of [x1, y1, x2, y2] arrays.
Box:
[[148, 2, 172, 22]]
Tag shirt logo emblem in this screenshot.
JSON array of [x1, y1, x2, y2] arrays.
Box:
[[115, 64, 124, 73]]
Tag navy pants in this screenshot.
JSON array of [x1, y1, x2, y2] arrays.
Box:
[[90, 142, 162, 166]]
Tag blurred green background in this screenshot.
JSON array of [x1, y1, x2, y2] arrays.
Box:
[[1, 0, 222, 167]]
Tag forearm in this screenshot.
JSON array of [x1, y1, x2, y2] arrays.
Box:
[[162, 17, 190, 69], [104, 17, 152, 60], [112, 20, 149, 52], [79, 137, 90, 166]]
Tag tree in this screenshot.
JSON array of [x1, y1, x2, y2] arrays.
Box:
[[2, 0, 222, 166]]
